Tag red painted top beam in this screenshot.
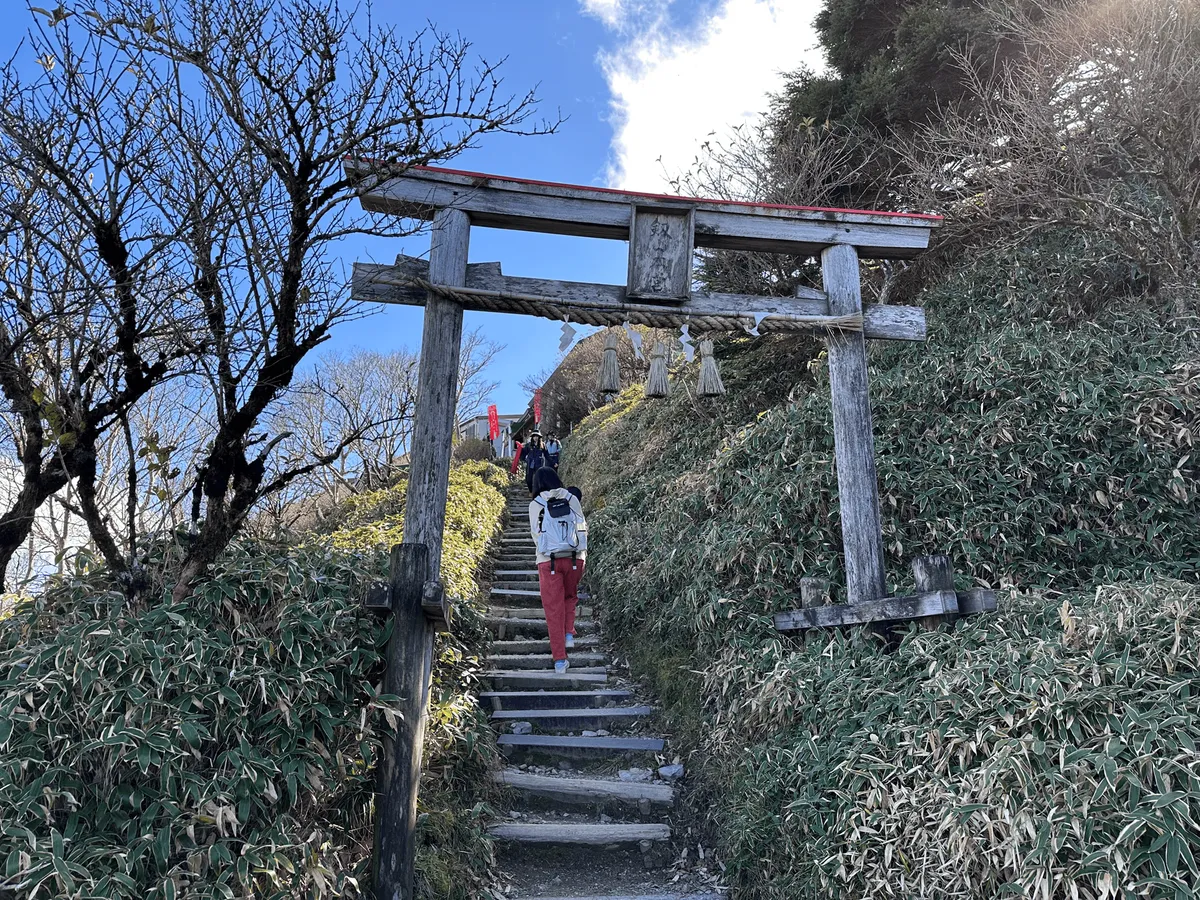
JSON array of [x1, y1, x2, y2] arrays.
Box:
[[405, 164, 942, 224], [345, 159, 941, 258]]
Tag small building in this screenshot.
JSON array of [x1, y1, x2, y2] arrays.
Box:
[[458, 413, 522, 458]]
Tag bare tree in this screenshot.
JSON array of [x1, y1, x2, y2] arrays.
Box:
[[670, 117, 888, 298], [0, 23, 202, 592], [900, 0, 1200, 302], [455, 327, 503, 429], [271, 347, 420, 504], [268, 326, 505, 521], [0, 0, 555, 597]]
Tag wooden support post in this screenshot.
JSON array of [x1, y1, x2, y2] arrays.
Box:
[[374, 207, 470, 900], [800, 576, 831, 608], [373, 543, 435, 900], [912, 554, 956, 630], [403, 207, 471, 575], [821, 244, 886, 605]]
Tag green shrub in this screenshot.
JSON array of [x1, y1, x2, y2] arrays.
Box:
[[563, 234, 1200, 898], [0, 462, 507, 900], [712, 581, 1200, 899]]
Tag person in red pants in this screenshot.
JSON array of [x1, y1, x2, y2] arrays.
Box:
[[528, 468, 588, 673]]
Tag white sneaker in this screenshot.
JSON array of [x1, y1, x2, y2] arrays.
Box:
[[554, 659, 570, 674], [565, 633, 575, 649]]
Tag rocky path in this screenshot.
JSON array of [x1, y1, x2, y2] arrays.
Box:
[[481, 485, 723, 900]]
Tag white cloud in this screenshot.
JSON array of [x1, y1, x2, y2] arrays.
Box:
[[591, 0, 825, 191], [580, 0, 662, 30], [580, 0, 630, 28]]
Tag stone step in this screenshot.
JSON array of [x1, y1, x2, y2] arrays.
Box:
[[488, 822, 671, 845], [498, 733, 665, 760], [479, 688, 631, 711], [494, 769, 674, 808], [494, 587, 593, 599], [486, 617, 595, 636], [485, 670, 609, 690], [490, 594, 545, 606], [489, 652, 609, 669], [490, 587, 542, 599], [490, 636, 601, 654], [492, 569, 539, 578], [488, 605, 548, 619], [488, 605, 592, 620], [491, 705, 653, 731]]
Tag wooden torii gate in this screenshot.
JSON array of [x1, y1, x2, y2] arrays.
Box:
[[345, 162, 991, 899]]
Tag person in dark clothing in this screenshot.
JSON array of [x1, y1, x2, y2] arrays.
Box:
[[520, 433, 549, 495], [567, 485, 582, 503], [545, 434, 562, 469]]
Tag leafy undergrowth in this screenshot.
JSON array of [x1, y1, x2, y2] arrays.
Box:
[[562, 235, 1200, 898], [633, 580, 1200, 899], [0, 460, 509, 900]]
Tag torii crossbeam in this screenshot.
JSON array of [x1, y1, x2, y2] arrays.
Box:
[[345, 162, 961, 899]]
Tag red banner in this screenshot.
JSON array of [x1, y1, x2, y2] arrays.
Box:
[[534, 389, 542, 424], [487, 404, 500, 440]]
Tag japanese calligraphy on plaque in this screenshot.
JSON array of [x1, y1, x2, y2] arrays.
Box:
[[626, 203, 695, 303]]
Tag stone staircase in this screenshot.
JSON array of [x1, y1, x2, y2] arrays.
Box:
[[481, 486, 722, 900]]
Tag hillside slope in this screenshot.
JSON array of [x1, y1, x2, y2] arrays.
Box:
[[0, 461, 508, 900], [562, 236, 1200, 898]]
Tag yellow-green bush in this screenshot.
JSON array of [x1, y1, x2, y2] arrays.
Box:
[[563, 234, 1200, 898], [0, 461, 508, 899]]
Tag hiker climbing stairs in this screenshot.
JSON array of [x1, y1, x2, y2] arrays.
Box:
[[479, 484, 724, 900]]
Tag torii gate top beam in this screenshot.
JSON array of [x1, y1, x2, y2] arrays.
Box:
[[345, 162, 941, 260]]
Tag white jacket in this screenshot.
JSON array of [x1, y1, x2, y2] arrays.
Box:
[[528, 488, 588, 565]]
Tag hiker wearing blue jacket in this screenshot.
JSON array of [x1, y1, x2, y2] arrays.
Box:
[[520, 433, 549, 495]]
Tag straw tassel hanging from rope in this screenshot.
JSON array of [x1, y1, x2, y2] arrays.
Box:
[[597, 327, 621, 397], [645, 341, 670, 398], [696, 338, 725, 396]]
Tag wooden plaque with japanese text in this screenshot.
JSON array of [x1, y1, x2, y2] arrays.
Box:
[[626, 204, 694, 303]]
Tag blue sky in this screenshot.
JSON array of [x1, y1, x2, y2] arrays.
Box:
[[2, 0, 825, 417]]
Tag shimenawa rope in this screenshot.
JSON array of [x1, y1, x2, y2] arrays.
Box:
[[378, 274, 865, 336]]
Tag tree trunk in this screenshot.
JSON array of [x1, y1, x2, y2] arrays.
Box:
[[0, 474, 67, 591]]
